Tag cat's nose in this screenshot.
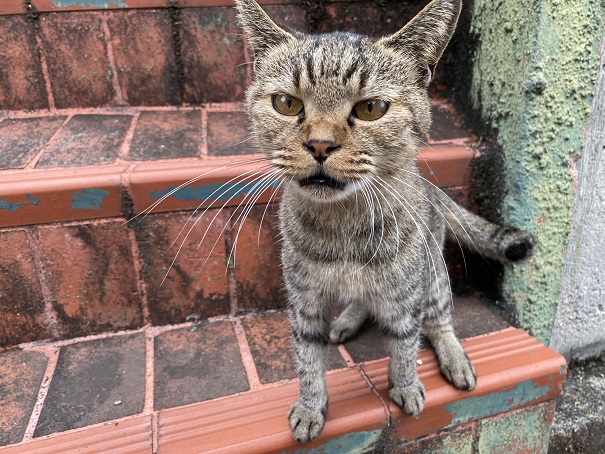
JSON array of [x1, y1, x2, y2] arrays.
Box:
[[303, 140, 340, 163]]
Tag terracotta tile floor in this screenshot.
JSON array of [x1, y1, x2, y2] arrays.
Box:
[[0, 296, 514, 452]]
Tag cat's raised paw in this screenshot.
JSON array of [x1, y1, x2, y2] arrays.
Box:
[[389, 380, 426, 416], [288, 402, 327, 443]]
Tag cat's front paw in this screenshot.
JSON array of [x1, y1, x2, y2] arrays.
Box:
[[288, 402, 327, 443], [440, 352, 477, 391], [389, 380, 426, 416]]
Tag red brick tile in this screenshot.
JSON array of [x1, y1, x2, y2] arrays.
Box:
[[1, 415, 152, 454], [180, 7, 247, 103], [206, 111, 253, 156], [263, 4, 307, 31], [38, 12, 114, 108], [0, 16, 48, 111], [0, 350, 48, 446], [241, 310, 346, 384], [154, 322, 249, 410], [0, 0, 24, 14], [34, 333, 146, 437], [106, 10, 180, 106], [0, 117, 66, 170], [129, 110, 201, 160], [0, 230, 52, 349], [231, 205, 286, 312], [37, 222, 144, 338], [134, 211, 230, 325], [35, 115, 131, 168]]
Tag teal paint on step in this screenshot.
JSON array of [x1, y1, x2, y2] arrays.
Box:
[[0, 194, 40, 212], [445, 380, 550, 425], [285, 429, 382, 454], [71, 188, 109, 211], [50, 0, 126, 8], [151, 180, 280, 204]]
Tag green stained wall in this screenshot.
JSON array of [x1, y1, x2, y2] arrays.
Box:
[[463, 0, 604, 343]]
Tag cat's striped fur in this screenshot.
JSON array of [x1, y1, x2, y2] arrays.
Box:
[[234, 0, 534, 443]]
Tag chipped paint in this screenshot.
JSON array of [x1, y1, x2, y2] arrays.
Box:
[[48, 0, 126, 8], [445, 380, 550, 425], [150, 181, 279, 204], [0, 194, 40, 212], [71, 188, 109, 211], [285, 429, 382, 454]]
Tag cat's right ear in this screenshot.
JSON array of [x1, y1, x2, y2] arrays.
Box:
[[235, 0, 294, 57]]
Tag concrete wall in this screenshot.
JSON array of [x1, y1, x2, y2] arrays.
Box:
[[452, 0, 605, 347]]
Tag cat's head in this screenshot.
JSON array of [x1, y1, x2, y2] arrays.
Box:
[[235, 0, 461, 202]]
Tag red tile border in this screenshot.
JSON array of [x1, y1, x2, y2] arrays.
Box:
[[362, 327, 567, 441], [0, 0, 24, 15]]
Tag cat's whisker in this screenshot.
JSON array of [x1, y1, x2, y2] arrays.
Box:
[[257, 172, 290, 246], [369, 177, 401, 261]]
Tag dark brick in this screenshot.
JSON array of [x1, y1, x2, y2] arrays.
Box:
[[391, 425, 475, 453], [34, 333, 146, 437], [37, 222, 144, 338], [134, 211, 230, 325], [0, 350, 48, 447], [241, 310, 346, 384], [38, 12, 114, 108], [429, 104, 470, 142], [231, 205, 286, 312], [129, 110, 201, 160], [0, 117, 66, 170], [180, 8, 247, 104], [36, 114, 131, 168], [207, 111, 253, 156], [154, 322, 249, 410], [106, 10, 180, 106], [0, 16, 48, 111], [0, 230, 51, 349]]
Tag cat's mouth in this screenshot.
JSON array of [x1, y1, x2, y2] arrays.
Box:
[[299, 173, 346, 190]]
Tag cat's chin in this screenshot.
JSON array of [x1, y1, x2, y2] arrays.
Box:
[[290, 178, 359, 203]]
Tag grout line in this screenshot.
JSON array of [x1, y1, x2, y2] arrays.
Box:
[[205, 102, 246, 112], [199, 107, 208, 156], [26, 228, 61, 339], [224, 214, 238, 315], [32, 23, 56, 112], [126, 225, 152, 325], [231, 318, 263, 390], [336, 344, 356, 367], [24, 115, 72, 170], [151, 412, 160, 454], [143, 332, 156, 414], [118, 111, 140, 160], [22, 347, 60, 441], [354, 364, 393, 424], [101, 16, 128, 106], [241, 32, 253, 86]]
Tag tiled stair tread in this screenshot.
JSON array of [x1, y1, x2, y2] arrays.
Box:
[[0, 328, 564, 454]]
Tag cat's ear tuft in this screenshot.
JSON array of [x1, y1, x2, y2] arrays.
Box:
[[235, 0, 294, 56], [379, 0, 461, 82]]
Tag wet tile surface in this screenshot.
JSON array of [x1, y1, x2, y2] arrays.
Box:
[[206, 111, 251, 156], [241, 310, 346, 384], [37, 222, 144, 338], [154, 322, 249, 410], [129, 110, 201, 160], [38, 12, 114, 108], [0, 230, 52, 348], [34, 333, 146, 437], [35, 115, 132, 168], [134, 211, 230, 325], [180, 8, 247, 104], [107, 10, 180, 106], [0, 350, 48, 447], [0, 16, 48, 111], [0, 117, 66, 170], [232, 205, 287, 312]]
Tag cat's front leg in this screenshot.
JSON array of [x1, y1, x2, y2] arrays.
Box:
[[288, 302, 331, 442], [377, 306, 426, 416]]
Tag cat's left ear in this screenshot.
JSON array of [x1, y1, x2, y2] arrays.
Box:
[[235, 0, 295, 57], [379, 0, 462, 83]]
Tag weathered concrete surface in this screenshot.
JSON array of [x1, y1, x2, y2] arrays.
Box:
[[459, 0, 605, 343], [549, 357, 605, 453], [550, 36, 605, 361]]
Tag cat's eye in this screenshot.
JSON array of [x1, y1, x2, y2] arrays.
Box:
[[272, 94, 304, 116], [352, 99, 389, 121]]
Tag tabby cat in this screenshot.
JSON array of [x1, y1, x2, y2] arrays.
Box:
[[234, 0, 534, 443]]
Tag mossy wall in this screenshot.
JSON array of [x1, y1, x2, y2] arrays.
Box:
[[447, 0, 604, 343]]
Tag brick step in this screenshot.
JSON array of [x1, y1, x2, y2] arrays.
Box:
[[0, 103, 474, 228], [0, 325, 566, 453]]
